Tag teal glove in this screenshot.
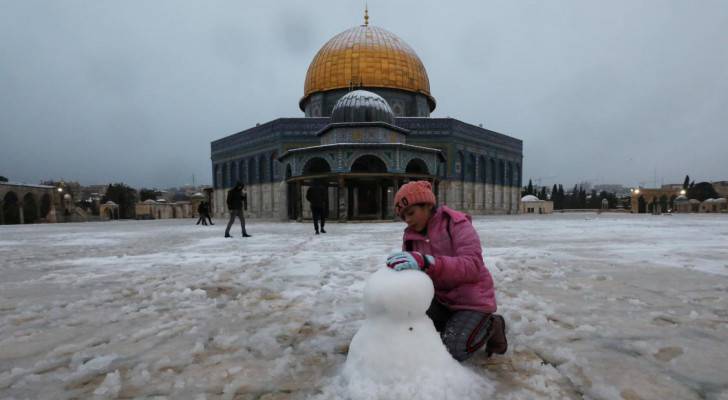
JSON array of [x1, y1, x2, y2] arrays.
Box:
[[386, 251, 435, 271]]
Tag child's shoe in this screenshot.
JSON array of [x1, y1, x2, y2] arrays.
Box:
[[486, 314, 507, 357]]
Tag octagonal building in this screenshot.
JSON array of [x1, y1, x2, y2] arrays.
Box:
[[210, 19, 523, 220]]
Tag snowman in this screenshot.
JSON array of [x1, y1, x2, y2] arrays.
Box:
[[340, 268, 493, 399]]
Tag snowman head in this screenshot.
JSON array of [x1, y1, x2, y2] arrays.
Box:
[[363, 268, 434, 321]]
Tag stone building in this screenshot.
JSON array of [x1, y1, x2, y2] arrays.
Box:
[[99, 201, 120, 220], [713, 181, 728, 199], [630, 187, 684, 214], [0, 181, 57, 224], [520, 194, 553, 214], [631, 185, 727, 214], [210, 17, 523, 220], [700, 198, 727, 213], [135, 200, 193, 220]]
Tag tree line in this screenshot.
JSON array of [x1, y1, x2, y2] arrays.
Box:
[[522, 179, 620, 210], [521, 175, 722, 211]]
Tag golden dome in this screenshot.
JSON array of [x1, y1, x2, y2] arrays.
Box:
[[301, 25, 435, 111]]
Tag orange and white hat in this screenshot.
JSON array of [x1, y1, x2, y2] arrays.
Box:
[[393, 180, 436, 217]]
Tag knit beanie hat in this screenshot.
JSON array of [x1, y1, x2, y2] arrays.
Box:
[[394, 180, 436, 217]]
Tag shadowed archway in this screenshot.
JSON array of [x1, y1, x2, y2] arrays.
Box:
[[3, 192, 20, 224], [22, 193, 38, 223]]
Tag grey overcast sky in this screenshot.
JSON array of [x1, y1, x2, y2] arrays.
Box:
[[1, 1, 727, 189]]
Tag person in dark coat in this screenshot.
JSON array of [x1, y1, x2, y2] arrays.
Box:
[[306, 180, 328, 234], [203, 201, 214, 225], [225, 182, 251, 238], [195, 202, 208, 225]]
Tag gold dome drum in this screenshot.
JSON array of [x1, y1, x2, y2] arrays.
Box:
[[301, 25, 435, 112]]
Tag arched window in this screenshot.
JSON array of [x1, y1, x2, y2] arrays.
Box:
[[659, 195, 668, 213], [2, 191, 20, 224], [405, 158, 429, 175], [258, 155, 268, 183], [40, 193, 52, 219], [270, 152, 278, 181], [466, 153, 476, 182], [303, 157, 332, 174], [213, 165, 219, 188], [248, 158, 255, 184], [351, 155, 386, 173], [498, 160, 506, 185], [507, 162, 513, 186], [222, 163, 229, 188], [22, 193, 38, 223], [230, 161, 238, 185], [238, 160, 246, 185], [457, 151, 465, 181], [392, 104, 403, 116], [479, 156, 487, 183]]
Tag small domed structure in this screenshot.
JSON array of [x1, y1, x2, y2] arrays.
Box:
[[520, 194, 553, 214], [673, 195, 690, 213], [330, 90, 395, 124]]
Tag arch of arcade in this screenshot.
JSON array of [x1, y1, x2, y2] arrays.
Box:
[[0, 182, 58, 225]]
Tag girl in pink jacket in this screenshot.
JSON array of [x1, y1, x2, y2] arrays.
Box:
[[386, 180, 507, 361]]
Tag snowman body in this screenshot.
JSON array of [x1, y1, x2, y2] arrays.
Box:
[[341, 268, 492, 399]]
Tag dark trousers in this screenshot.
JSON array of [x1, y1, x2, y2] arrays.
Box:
[[195, 216, 207, 225], [205, 214, 213, 225], [311, 206, 325, 232], [426, 299, 493, 361], [224, 209, 247, 236]]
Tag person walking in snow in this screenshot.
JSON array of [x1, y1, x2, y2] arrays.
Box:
[[196, 201, 213, 225], [306, 180, 328, 234], [196, 202, 207, 225], [224, 182, 251, 238], [203, 201, 214, 225], [386, 180, 507, 361]]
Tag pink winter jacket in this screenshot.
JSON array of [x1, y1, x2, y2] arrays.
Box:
[[402, 205, 497, 313]]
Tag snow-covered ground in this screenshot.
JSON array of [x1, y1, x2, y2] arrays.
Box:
[[1, 213, 727, 400]]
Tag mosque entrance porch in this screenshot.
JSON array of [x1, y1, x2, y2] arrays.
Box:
[[286, 173, 436, 222]]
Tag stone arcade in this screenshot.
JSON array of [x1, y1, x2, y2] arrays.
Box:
[[210, 18, 523, 220]]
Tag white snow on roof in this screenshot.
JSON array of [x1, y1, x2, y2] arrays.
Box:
[[521, 194, 540, 202], [0, 181, 55, 189]]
